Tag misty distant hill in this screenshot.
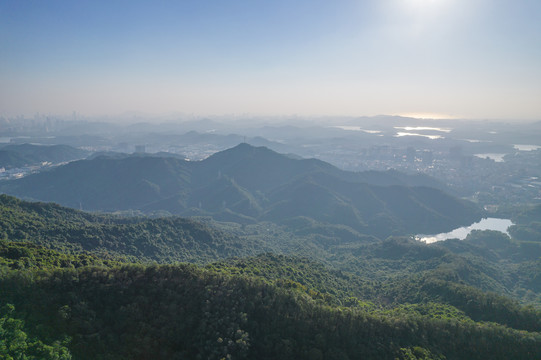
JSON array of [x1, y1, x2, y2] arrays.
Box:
[[0, 143, 482, 237], [0, 143, 90, 169]]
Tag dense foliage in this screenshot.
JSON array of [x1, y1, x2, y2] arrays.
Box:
[[1, 262, 540, 360], [0, 194, 276, 263], [0, 241, 119, 270], [1, 195, 540, 359], [510, 204, 541, 244], [0, 303, 71, 359]]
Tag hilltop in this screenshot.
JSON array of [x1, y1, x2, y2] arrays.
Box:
[[0, 143, 482, 237], [0, 143, 89, 169]]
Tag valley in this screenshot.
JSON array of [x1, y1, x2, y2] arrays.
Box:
[[2, 0, 540, 357], [1, 118, 540, 359]]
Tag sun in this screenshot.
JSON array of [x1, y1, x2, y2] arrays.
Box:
[[400, 0, 448, 14], [389, 0, 451, 34], [405, 0, 445, 6]]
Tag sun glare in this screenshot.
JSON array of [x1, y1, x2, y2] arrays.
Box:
[[396, 112, 454, 120], [404, 0, 445, 7], [384, 0, 452, 36], [399, 0, 449, 17]]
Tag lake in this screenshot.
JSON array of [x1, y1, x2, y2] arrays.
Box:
[[474, 153, 506, 162], [395, 132, 444, 140], [394, 126, 451, 133], [416, 218, 514, 244], [514, 144, 541, 151], [331, 126, 381, 134]]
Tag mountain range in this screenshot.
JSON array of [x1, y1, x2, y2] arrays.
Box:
[[0, 143, 482, 237], [0, 143, 89, 169]]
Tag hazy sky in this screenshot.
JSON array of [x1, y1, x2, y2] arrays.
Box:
[[1, 0, 540, 120]]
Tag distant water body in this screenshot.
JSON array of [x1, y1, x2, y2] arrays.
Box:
[[474, 153, 506, 162], [395, 132, 443, 140], [416, 218, 514, 244], [331, 126, 381, 134], [393, 126, 450, 140], [473, 145, 540, 162], [394, 126, 451, 133], [514, 144, 541, 151]]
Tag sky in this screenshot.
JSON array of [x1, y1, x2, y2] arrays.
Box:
[[1, 0, 541, 120]]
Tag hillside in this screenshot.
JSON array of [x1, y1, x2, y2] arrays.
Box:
[[2, 258, 540, 359], [2, 193, 539, 306], [0, 194, 278, 263], [0, 143, 89, 169], [1, 194, 540, 359], [0, 143, 482, 237]]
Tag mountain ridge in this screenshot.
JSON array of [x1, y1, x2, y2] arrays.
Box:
[[0, 143, 89, 169], [0, 143, 482, 236]]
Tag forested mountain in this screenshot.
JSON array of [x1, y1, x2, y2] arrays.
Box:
[[0, 148, 537, 359], [510, 204, 541, 243], [0, 143, 481, 237], [1, 252, 540, 360], [0, 143, 89, 169], [0, 194, 276, 263], [1, 194, 540, 359], [2, 194, 538, 306]]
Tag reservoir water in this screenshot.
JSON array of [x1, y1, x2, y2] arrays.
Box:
[[416, 218, 514, 244], [474, 153, 506, 162], [514, 144, 541, 151]]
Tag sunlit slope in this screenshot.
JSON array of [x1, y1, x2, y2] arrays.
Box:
[[2, 261, 539, 360], [0, 194, 264, 263]]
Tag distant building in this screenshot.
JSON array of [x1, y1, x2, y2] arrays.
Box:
[[135, 145, 146, 153]]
